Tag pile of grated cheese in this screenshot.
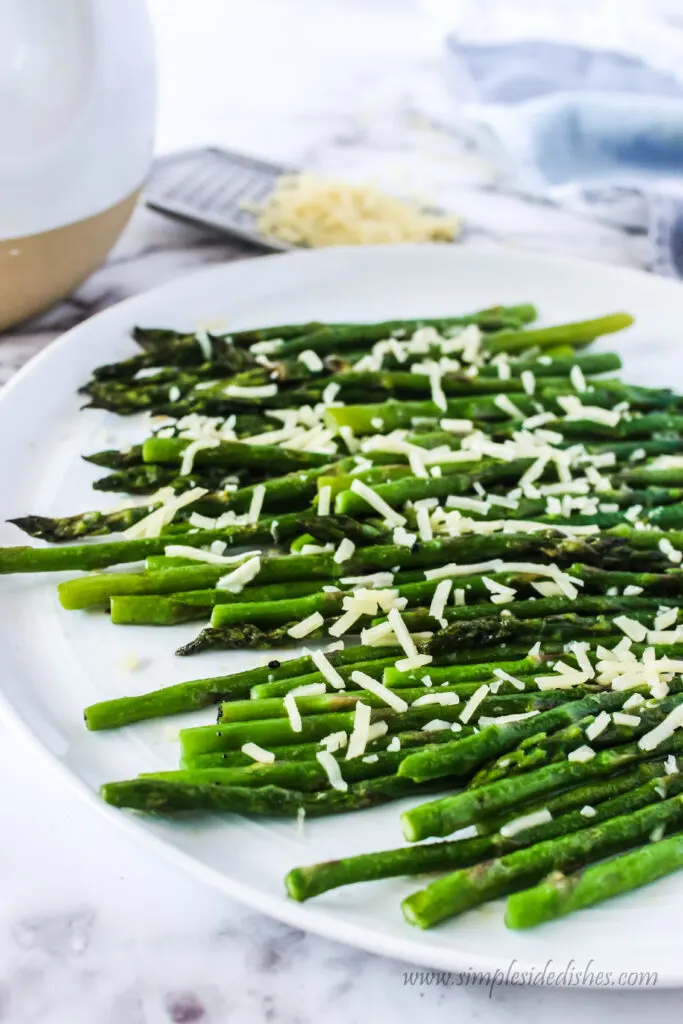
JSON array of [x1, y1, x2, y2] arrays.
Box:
[[249, 174, 461, 249]]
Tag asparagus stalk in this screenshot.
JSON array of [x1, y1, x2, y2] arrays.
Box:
[[398, 690, 650, 784], [92, 464, 233, 495], [9, 506, 157, 543], [109, 581, 330, 626], [147, 746, 416, 791], [325, 385, 678, 436], [0, 517, 663, 579], [84, 645, 403, 730], [401, 727, 683, 842], [380, 655, 545, 690], [480, 313, 632, 355], [476, 760, 673, 835], [471, 690, 683, 788], [179, 691, 585, 756], [325, 396, 537, 435], [250, 306, 538, 358], [141, 436, 330, 472], [401, 791, 683, 929], [58, 550, 345, 610], [180, 607, 624, 656], [100, 774, 442, 817], [332, 372, 611, 401], [399, 594, 664, 633], [244, 657, 397, 700], [261, 655, 544, 700], [476, 351, 621, 379], [286, 764, 683, 901], [217, 684, 571, 723], [0, 513, 307, 575], [183, 726, 466, 770], [505, 831, 683, 929]]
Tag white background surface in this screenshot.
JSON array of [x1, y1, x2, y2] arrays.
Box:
[[0, 0, 680, 1021]]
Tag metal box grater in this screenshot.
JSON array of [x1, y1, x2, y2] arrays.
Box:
[[144, 146, 296, 251]]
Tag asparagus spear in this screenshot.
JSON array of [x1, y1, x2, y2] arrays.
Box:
[[243, 657, 396, 700], [399, 594, 664, 633], [260, 654, 543, 700], [100, 774, 442, 817], [180, 607, 624, 656], [84, 645, 403, 729], [326, 384, 680, 436], [83, 445, 144, 468], [58, 549, 346, 610], [217, 684, 571, 723], [332, 372, 611, 401], [141, 437, 330, 472], [398, 689, 650, 784], [401, 791, 683, 929], [249, 306, 538, 358], [335, 458, 535, 514], [9, 506, 157, 543], [325, 396, 537, 435], [0, 516, 660, 578], [0, 512, 310, 575], [401, 727, 683, 841], [286, 764, 683, 901], [380, 655, 544, 691], [183, 726, 466, 769], [92, 464, 233, 495], [115, 557, 670, 627], [505, 831, 683, 929], [476, 351, 621, 379], [471, 690, 683, 788], [109, 581, 330, 626], [476, 760, 673, 835], [480, 313, 632, 355], [179, 691, 584, 756], [147, 746, 417, 791]]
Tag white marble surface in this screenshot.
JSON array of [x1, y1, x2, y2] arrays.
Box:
[[0, 1, 677, 1020]]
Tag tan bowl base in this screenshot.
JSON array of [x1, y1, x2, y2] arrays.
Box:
[[0, 188, 139, 332]]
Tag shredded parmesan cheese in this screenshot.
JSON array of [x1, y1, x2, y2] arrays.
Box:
[[216, 555, 261, 593], [350, 670, 408, 712], [345, 700, 372, 760], [309, 649, 346, 690], [283, 693, 303, 733], [459, 684, 489, 724], [586, 711, 610, 741], [250, 173, 460, 248], [241, 742, 275, 764], [123, 487, 208, 540], [180, 438, 220, 476], [500, 808, 552, 837], [428, 579, 452, 621], [568, 745, 595, 762], [247, 484, 266, 524], [287, 612, 325, 639], [614, 616, 648, 643], [639, 704, 683, 751], [317, 485, 332, 516], [163, 546, 260, 566], [315, 750, 348, 790], [299, 349, 324, 373], [223, 383, 278, 399]]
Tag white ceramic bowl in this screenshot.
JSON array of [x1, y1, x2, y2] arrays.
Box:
[[0, 0, 156, 329]]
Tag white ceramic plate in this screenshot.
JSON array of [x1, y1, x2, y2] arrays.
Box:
[[1, 245, 681, 985]]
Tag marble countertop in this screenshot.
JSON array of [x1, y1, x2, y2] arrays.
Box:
[[0, 1, 676, 1021]]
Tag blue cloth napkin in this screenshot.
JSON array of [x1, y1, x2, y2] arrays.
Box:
[[444, 25, 683, 275]]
